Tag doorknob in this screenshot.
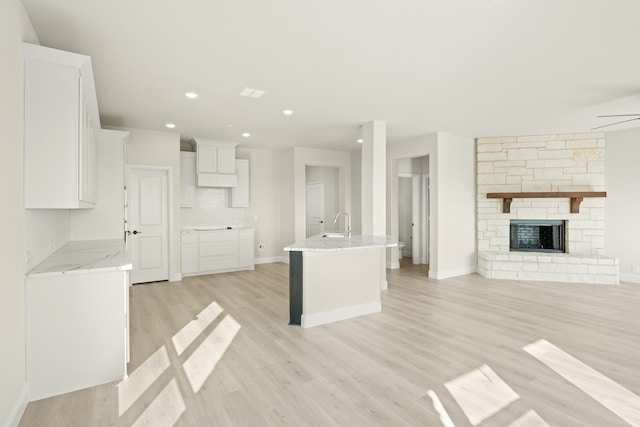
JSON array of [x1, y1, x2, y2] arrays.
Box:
[[320, 220, 324, 224], [132, 230, 142, 235]]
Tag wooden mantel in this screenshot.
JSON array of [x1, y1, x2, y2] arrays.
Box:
[[486, 192, 607, 214]]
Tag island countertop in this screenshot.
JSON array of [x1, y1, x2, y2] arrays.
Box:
[[27, 239, 132, 278], [284, 234, 398, 252]]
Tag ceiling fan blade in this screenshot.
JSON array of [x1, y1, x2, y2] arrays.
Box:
[[597, 114, 640, 118], [591, 116, 640, 130]]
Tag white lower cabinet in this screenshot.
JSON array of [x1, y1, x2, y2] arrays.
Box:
[[27, 270, 129, 400], [181, 230, 199, 274], [181, 228, 255, 277]]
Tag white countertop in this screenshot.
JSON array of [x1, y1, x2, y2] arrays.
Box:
[[27, 239, 132, 278], [284, 234, 398, 252]]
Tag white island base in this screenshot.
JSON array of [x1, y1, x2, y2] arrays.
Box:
[[285, 234, 396, 328], [300, 248, 383, 328]]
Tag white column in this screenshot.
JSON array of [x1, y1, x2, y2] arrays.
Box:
[[361, 121, 386, 235], [361, 121, 387, 290]]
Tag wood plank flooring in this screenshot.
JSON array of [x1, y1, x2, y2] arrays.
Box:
[[20, 261, 640, 426]]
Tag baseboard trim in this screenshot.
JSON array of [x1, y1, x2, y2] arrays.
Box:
[[619, 273, 640, 284], [387, 260, 400, 269], [429, 266, 477, 280], [2, 383, 29, 427], [169, 273, 182, 282], [255, 256, 288, 265], [301, 301, 381, 328]]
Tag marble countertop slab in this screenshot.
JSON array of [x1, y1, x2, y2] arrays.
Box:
[[27, 239, 132, 278], [284, 234, 398, 252]]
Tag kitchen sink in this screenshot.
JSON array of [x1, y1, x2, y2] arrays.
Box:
[[321, 232, 345, 238]]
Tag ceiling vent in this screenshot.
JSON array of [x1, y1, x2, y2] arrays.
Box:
[[237, 87, 266, 98]]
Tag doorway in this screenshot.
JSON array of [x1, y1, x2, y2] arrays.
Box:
[[305, 166, 340, 237], [127, 166, 170, 284], [397, 156, 429, 272]]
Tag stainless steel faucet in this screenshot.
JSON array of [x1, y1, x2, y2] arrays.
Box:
[[333, 211, 351, 237]]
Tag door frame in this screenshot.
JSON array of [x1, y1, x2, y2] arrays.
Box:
[[126, 165, 176, 282], [398, 172, 421, 264], [422, 174, 430, 264]]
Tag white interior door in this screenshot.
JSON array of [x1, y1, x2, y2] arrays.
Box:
[[128, 167, 169, 284], [306, 182, 325, 237]]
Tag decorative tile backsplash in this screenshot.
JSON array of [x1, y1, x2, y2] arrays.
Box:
[[181, 187, 244, 228]]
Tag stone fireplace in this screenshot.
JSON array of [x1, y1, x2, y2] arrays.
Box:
[[476, 133, 619, 285]]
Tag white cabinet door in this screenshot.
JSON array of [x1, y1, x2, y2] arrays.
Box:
[[180, 152, 196, 207], [217, 145, 236, 174], [181, 230, 199, 274], [197, 144, 218, 173], [232, 159, 250, 207], [23, 43, 99, 209], [238, 229, 255, 269], [27, 270, 128, 400]]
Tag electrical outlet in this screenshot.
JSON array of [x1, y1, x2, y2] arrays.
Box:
[[633, 265, 640, 274]]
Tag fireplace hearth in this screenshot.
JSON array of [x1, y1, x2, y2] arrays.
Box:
[[510, 220, 565, 253]]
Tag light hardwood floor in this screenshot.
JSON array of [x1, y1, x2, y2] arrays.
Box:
[[20, 261, 640, 426]]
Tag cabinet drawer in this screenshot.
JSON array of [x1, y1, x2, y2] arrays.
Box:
[[198, 230, 237, 243], [200, 255, 238, 272], [200, 242, 237, 257]]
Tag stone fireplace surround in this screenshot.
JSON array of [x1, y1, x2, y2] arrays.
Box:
[[476, 133, 619, 285]]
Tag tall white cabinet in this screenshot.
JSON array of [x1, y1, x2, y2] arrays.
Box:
[[23, 43, 100, 209]]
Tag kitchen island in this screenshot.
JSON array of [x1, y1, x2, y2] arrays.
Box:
[[284, 234, 397, 328], [26, 239, 132, 400]]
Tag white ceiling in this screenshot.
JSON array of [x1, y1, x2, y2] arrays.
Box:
[[21, 0, 640, 151]]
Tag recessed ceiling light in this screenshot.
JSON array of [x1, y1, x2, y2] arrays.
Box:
[[237, 87, 266, 98], [242, 132, 251, 138], [282, 109, 294, 116], [185, 92, 198, 99], [165, 123, 176, 129], [357, 139, 363, 144]]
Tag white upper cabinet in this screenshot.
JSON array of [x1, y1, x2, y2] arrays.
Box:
[[24, 43, 100, 209], [190, 138, 237, 187], [180, 152, 196, 207], [231, 159, 250, 207]]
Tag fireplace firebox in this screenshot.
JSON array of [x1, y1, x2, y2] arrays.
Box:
[[510, 220, 566, 253]]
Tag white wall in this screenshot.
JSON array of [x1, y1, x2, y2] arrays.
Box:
[[0, 1, 38, 424], [606, 128, 640, 283], [398, 177, 412, 252], [125, 128, 181, 281], [237, 147, 283, 262], [437, 133, 476, 275]]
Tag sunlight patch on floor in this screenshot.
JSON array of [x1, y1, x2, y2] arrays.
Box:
[[183, 314, 242, 393], [117, 346, 171, 416], [131, 378, 185, 427], [509, 409, 549, 427], [445, 364, 520, 426], [524, 339, 640, 427], [172, 301, 223, 356], [426, 389, 456, 427]]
